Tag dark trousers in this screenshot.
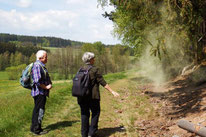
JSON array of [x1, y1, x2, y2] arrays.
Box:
[[30, 95, 46, 133], [78, 98, 100, 137]]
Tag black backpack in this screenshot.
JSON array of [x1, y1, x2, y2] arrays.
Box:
[[72, 66, 92, 97]]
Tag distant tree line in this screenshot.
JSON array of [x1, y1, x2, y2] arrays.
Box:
[[47, 47, 82, 80], [1, 34, 135, 80], [81, 42, 130, 74], [0, 42, 45, 70], [0, 42, 44, 56], [0, 33, 84, 47], [44, 42, 133, 80], [46, 43, 130, 80]]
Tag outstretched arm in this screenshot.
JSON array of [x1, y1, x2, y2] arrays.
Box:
[[104, 84, 119, 97]]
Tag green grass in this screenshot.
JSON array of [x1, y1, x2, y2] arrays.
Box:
[[43, 47, 61, 51], [0, 71, 127, 137], [0, 70, 158, 137], [0, 80, 74, 137], [99, 70, 157, 136], [43, 46, 81, 54], [104, 71, 127, 83], [0, 71, 8, 80]]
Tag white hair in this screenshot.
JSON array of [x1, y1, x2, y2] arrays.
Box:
[[82, 52, 95, 64], [36, 50, 47, 60]]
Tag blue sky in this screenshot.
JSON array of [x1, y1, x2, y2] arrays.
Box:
[[0, 0, 121, 45]]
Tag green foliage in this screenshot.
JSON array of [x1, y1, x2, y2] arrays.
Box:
[[110, 45, 130, 72], [99, 0, 206, 63], [0, 42, 48, 70], [97, 0, 206, 79], [9, 41, 22, 46], [82, 41, 106, 54], [16, 45, 46, 57], [2, 52, 10, 69], [104, 0, 164, 58], [0, 42, 16, 54], [10, 53, 15, 66], [82, 42, 132, 74], [0, 42, 134, 80], [6, 64, 26, 80], [29, 53, 36, 63], [81, 43, 96, 53], [0, 42, 44, 57], [47, 47, 83, 80], [14, 52, 23, 66], [167, 0, 206, 62], [42, 38, 50, 47]]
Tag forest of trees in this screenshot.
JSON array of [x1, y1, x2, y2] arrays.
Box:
[[98, 0, 206, 77], [0, 42, 46, 70], [47, 42, 132, 80], [0, 33, 84, 47], [0, 40, 134, 80]]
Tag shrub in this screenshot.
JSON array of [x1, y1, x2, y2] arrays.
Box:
[[6, 64, 27, 80]]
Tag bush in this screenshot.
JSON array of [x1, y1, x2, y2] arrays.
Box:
[[6, 64, 27, 80]]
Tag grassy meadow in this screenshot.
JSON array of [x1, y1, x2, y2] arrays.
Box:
[[0, 70, 157, 137]]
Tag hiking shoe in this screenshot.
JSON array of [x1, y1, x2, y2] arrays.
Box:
[[31, 130, 48, 135], [88, 134, 98, 137]]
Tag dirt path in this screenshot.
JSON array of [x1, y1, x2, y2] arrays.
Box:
[[99, 70, 206, 137], [138, 74, 206, 137], [98, 70, 170, 136], [25, 70, 206, 137]]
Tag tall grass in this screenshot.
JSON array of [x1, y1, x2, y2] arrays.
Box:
[[0, 71, 8, 80], [0, 81, 72, 137], [0, 70, 139, 137]]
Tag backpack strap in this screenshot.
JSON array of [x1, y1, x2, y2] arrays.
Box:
[[78, 65, 93, 73], [83, 65, 92, 74], [86, 65, 93, 71], [35, 62, 47, 78]]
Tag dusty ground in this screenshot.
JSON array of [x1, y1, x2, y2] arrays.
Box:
[[137, 71, 206, 137], [96, 68, 206, 137]]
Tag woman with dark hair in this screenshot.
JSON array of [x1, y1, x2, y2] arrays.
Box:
[[78, 52, 119, 137]]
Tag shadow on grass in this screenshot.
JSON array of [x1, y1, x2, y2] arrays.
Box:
[[97, 126, 126, 137], [44, 120, 80, 131]]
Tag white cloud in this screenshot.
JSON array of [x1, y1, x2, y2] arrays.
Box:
[[89, 23, 114, 40], [0, 9, 78, 31], [17, 0, 32, 8], [0, 0, 120, 44]]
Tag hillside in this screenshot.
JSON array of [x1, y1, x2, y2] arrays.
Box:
[[0, 33, 85, 47]]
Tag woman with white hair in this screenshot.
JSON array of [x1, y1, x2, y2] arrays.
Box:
[[78, 52, 119, 137]]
